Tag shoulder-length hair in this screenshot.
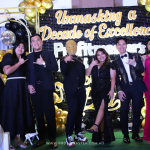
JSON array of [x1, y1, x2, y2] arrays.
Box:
[[12, 41, 26, 59], [94, 48, 110, 68]]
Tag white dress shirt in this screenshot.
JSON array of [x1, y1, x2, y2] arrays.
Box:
[[120, 52, 133, 82]]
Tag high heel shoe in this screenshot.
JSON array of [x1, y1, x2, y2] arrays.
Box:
[[87, 124, 99, 133], [100, 132, 104, 145], [14, 135, 27, 148]]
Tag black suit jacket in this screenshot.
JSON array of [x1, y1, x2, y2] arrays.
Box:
[[27, 50, 58, 90], [113, 52, 147, 92], [60, 56, 85, 93]]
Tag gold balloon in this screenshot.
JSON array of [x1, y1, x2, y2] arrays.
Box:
[[57, 117, 64, 124], [25, 0, 35, 4], [38, 6, 46, 14], [141, 106, 146, 118], [61, 111, 68, 117], [18, 2, 27, 12], [27, 20, 35, 27], [55, 105, 58, 111], [62, 116, 67, 124], [141, 119, 145, 128], [6, 48, 13, 54], [34, 0, 42, 7], [24, 15, 32, 21], [55, 109, 62, 117], [56, 123, 61, 134], [26, 52, 29, 55], [59, 124, 66, 133], [31, 17, 36, 23], [25, 4, 36, 18], [42, 0, 53, 9], [145, 0, 150, 12], [53, 93, 59, 104], [138, 0, 146, 5]]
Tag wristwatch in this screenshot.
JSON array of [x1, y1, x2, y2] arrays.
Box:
[[42, 61, 46, 66]]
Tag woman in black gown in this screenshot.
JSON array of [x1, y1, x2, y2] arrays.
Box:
[[0, 62, 5, 124], [1, 41, 35, 149], [86, 48, 116, 144]]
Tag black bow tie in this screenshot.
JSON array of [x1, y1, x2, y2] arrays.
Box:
[[121, 54, 127, 59]]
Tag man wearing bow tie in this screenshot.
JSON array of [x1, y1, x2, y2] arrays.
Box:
[[113, 38, 147, 144]]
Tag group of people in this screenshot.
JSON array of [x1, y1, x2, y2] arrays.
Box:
[[0, 34, 150, 150]]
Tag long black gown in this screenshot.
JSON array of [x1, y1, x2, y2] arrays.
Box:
[[91, 62, 115, 143], [1, 53, 35, 137], [0, 62, 4, 124]]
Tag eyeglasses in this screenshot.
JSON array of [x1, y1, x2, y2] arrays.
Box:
[[31, 39, 41, 43]]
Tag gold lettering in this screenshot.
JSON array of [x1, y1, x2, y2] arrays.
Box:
[[57, 31, 63, 39], [128, 10, 137, 20], [76, 30, 83, 38], [133, 27, 139, 36], [55, 10, 63, 24], [83, 14, 91, 23], [98, 23, 107, 38], [51, 31, 57, 40], [89, 25, 97, 41], [74, 15, 84, 24], [114, 27, 121, 36], [39, 25, 51, 41], [91, 13, 97, 23], [115, 12, 122, 26], [139, 26, 147, 35], [146, 27, 150, 35], [120, 27, 126, 36]]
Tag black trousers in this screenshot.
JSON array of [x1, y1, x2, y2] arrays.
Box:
[[65, 87, 86, 137], [31, 83, 56, 140], [120, 84, 143, 136]]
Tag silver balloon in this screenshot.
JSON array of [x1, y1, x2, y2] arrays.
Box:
[[1, 30, 16, 46]]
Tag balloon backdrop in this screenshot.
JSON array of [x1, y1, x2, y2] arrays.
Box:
[[18, 0, 53, 24]]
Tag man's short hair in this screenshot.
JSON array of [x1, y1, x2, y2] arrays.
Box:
[[115, 37, 127, 45], [30, 34, 42, 41]]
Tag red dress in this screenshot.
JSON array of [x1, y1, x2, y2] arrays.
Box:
[[143, 55, 150, 143]]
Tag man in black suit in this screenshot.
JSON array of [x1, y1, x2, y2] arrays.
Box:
[[113, 37, 147, 144], [27, 34, 58, 149], [60, 40, 88, 147]]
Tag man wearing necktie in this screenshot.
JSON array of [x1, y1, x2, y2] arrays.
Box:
[[113, 38, 147, 144]]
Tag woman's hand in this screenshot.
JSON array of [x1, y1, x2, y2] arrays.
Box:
[[107, 90, 114, 100], [19, 56, 28, 65], [90, 58, 98, 67]]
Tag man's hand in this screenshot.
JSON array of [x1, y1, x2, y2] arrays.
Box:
[[126, 56, 136, 66], [28, 85, 36, 94], [64, 55, 75, 63], [33, 55, 45, 65], [118, 91, 126, 102]]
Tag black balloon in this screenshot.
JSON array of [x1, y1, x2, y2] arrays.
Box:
[[11, 22, 19, 31], [5, 23, 12, 30], [19, 19, 26, 25], [15, 29, 25, 40]]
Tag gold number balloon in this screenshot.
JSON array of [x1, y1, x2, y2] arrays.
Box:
[[38, 6, 46, 14], [25, 4, 36, 18], [34, 0, 42, 7], [18, 1, 27, 12], [25, 0, 35, 4], [31, 17, 36, 23], [141, 119, 145, 128]]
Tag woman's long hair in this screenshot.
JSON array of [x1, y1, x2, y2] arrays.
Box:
[[94, 48, 110, 68], [12, 41, 26, 59], [145, 39, 150, 54]]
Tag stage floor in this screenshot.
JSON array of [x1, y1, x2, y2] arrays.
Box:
[[12, 131, 150, 150]]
